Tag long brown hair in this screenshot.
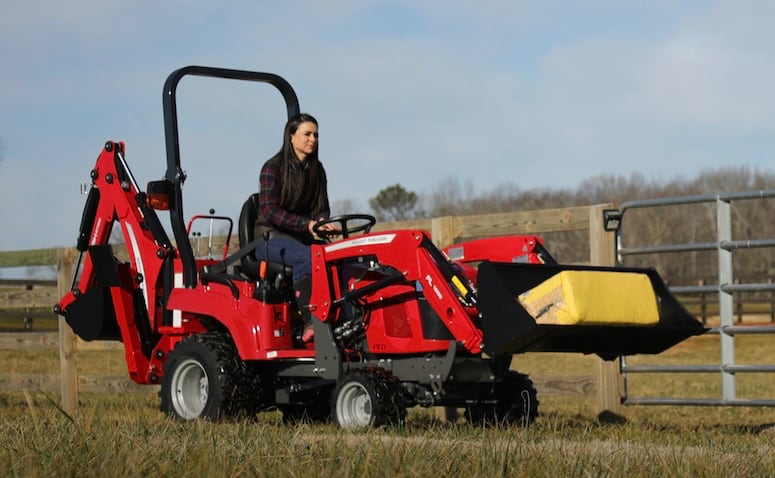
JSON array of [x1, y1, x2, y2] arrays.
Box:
[[275, 113, 327, 216]]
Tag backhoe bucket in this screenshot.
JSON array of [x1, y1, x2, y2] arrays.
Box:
[[477, 261, 706, 360]]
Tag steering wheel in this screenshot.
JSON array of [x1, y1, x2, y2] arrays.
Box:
[[313, 214, 377, 239]]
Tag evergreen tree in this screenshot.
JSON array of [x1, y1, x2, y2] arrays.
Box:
[[369, 184, 419, 221]]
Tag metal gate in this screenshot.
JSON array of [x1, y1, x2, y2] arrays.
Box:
[[614, 189, 775, 406]]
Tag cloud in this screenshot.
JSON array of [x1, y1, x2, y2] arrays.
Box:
[[2, 0, 775, 257], [629, 36, 775, 131]]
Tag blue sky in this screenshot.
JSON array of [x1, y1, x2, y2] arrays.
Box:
[[2, 1, 775, 257]]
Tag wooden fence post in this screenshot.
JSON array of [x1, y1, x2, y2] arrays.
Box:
[[770, 278, 774, 323], [734, 278, 743, 323], [431, 216, 459, 423], [698, 279, 707, 324], [57, 248, 78, 413], [588, 204, 624, 419]]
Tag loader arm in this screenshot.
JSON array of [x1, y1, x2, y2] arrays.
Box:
[[310, 230, 485, 354], [55, 141, 174, 382]]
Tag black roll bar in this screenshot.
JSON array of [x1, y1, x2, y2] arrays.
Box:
[[161, 65, 301, 288]]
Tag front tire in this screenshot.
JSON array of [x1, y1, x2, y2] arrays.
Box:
[[160, 333, 255, 420], [331, 369, 405, 429]]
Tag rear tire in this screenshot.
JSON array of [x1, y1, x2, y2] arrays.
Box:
[[160, 333, 256, 420], [465, 371, 539, 427], [331, 369, 405, 429]]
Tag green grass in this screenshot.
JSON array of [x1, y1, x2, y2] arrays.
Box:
[[3, 338, 775, 477]]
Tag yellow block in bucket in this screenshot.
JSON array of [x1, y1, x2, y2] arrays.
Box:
[[518, 270, 659, 326]]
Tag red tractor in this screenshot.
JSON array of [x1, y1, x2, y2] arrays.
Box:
[[55, 66, 705, 428]]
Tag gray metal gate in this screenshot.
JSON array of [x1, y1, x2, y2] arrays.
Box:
[[615, 189, 775, 406]]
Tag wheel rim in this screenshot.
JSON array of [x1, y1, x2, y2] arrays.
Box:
[[170, 358, 209, 419], [336, 381, 372, 428]]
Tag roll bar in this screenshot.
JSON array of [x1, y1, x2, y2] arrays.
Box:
[[162, 65, 301, 287]]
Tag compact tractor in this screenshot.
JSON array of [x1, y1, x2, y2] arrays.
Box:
[[55, 66, 705, 428]]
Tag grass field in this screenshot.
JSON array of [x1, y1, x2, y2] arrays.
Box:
[[3, 330, 775, 477], [3, 393, 774, 478]]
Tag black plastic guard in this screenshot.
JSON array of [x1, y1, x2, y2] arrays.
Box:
[[477, 261, 706, 360], [63, 245, 123, 342], [64, 285, 121, 341]]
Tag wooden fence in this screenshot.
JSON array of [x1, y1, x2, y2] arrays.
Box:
[[0, 332, 153, 393], [0, 204, 620, 416], [687, 278, 775, 324]]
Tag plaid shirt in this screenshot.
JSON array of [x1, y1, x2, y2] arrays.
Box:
[[258, 156, 330, 237]]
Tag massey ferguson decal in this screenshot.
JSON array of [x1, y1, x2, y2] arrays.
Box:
[[324, 233, 396, 253]]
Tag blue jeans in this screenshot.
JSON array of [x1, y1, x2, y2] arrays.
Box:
[[254, 237, 311, 283]]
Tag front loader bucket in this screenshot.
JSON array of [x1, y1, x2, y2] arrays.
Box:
[[477, 261, 706, 360]]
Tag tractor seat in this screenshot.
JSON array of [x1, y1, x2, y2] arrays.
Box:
[[238, 193, 293, 281]]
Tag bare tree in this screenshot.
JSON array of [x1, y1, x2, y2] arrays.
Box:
[[331, 198, 362, 216], [422, 177, 476, 217], [411, 167, 775, 285]]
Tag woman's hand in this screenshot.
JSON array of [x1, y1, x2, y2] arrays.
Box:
[[309, 218, 340, 238]]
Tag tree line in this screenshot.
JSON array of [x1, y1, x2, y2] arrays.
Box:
[[54, 160, 773, 289], [358, 166, 775, 287]]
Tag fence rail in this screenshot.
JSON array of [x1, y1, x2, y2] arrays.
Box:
[[0, 373, 155, 394], [673, 277, 775, 324], [0, 332, 152, 394]]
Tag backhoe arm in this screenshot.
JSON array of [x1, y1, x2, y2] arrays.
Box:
[[55, 141, 173, 382]]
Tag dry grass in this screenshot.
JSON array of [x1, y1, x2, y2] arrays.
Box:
[[2, 391, 775, 477], [3, 334, 775, 477]]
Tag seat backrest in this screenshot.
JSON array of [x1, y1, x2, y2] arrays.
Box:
[[239, 193, 260, 248], [238, 193, 261, 278], [237, 193, 294, 283]]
